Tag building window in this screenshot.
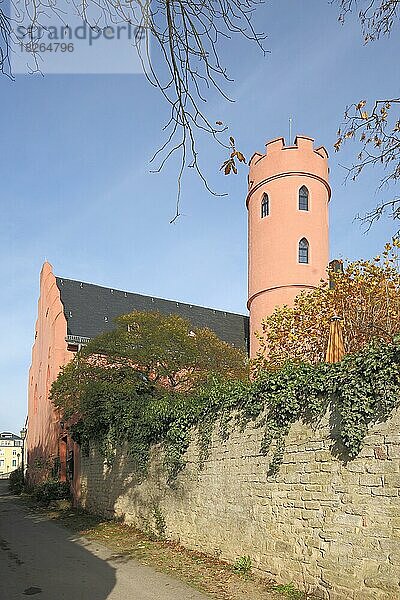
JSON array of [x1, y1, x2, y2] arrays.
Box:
[[299, 238, 309, 263], [299, 186, 309, 211], [12, 460, 17, 467], [261, 193, 269, 218]]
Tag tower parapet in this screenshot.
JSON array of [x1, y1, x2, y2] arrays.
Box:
[[247, 135, 330, 357]]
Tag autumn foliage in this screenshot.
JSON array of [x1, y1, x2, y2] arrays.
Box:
[[254, 241, 400, 371]]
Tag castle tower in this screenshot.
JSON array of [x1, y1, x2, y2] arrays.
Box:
[[247, 135, 330, 357]]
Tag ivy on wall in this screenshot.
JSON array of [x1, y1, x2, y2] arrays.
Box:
[[52, 336, 400, 479]]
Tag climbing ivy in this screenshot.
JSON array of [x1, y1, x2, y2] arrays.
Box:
[[52, 337, 400, 479], [333, 339, 400, 459]]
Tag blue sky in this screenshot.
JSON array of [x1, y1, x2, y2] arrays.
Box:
[[1, 0, 398, 433]]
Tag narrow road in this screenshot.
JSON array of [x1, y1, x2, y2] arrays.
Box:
[[0, 480, 207, 600]]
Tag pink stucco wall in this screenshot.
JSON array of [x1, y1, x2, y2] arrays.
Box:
[[26, 262, 79, 494], [247, 136, 330, 357]]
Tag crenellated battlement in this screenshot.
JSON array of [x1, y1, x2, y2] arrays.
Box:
[[249, 135, 329, 167]]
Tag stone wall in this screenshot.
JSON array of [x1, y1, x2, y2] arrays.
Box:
[[79, 410, 400, 600]]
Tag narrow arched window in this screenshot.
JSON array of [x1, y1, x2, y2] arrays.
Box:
[[261, 193, 269, 218], [299, 185, 309, 211], [298, 238, 309, 263]]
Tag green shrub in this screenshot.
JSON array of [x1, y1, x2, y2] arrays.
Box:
[[273, 582, 305, 599], [33, 480, 71, 506], [233, 554, 252, 575], [8, 468, 25, 495]]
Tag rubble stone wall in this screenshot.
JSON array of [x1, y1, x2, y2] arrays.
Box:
[[79, 410, 400, 600]]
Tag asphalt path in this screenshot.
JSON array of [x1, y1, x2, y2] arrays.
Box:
[[0, 480, 207, 600]]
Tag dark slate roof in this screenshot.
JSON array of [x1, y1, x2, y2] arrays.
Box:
[[56, 277, 249, 352], [0, 432, 22, 440]]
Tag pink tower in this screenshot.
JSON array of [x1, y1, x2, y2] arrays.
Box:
[[247, 135, 331, 357]]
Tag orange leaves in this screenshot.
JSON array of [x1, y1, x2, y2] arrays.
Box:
[[380, 107, 388, 120], [356, 100, 370, 120], [334, 139, 342, 152], [253, 243, 400, 373]]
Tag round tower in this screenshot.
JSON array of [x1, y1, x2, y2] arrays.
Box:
[[247, 135, 330, 357]]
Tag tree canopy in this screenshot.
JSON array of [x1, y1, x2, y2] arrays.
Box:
[[51, 309, 248, 416], [89, 310, 247, 385]]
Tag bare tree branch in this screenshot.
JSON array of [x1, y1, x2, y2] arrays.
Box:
[[335, 98, 400, 234], [0, 8, 12, 77], [334, 1, 399, 233], [1, 0, 267, 218], [357, 196, 400, 233], [335, 99, 400, 183], [336, 0, 400, 41]]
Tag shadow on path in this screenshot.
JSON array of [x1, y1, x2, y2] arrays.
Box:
[[0, 480, 116, 600], [0, 480, 206, 600]]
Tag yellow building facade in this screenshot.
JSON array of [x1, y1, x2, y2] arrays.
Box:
[[0, 432, 23, 477]]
